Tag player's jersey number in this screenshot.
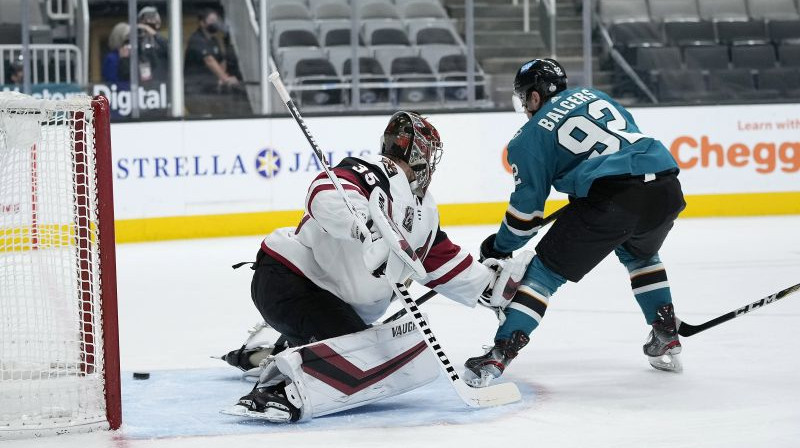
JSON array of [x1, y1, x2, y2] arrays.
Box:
[[556, 100, 646, 159], [352, 163, 379, 185]]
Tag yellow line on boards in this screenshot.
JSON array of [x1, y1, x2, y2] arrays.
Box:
[[679, 191, 800, 217], [436, 201, 568, 226], [65, 192, 800, 244], [114, 210, 304, 243]]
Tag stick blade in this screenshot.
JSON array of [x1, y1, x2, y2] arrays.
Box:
[[453, 379, 522, 408], [676, 319, 699, 337]]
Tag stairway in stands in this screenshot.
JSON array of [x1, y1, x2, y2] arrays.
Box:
[[443, 0, 613, 109]]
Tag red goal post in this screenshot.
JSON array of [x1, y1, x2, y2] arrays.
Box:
[[0, 93, 121, 438]]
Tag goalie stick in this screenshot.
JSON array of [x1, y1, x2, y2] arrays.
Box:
[[269, 72, 521, 408], [677, 282, 800, 337]]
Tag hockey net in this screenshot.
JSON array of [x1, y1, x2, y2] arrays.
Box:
[[0, 93, 120, 439]]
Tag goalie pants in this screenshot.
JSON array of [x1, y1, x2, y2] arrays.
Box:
[[251, 250, 369, 346], [536, 171, 685, 283]]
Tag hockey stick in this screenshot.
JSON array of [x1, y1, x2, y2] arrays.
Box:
[[382, 289, 438, 323], [381, 205, 567, 324], [269, 72, 520, 408], [267, 74, 371, 240], [677, 282, 800, 337]]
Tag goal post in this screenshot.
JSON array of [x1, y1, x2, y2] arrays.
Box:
[[0, 93, 121, 438]]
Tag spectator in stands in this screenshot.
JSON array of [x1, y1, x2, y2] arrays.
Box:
[[222, 28, 243, 82], [183, 8, 241, 116], [137, 6, 169, 86], [101, 22, 131, 87], [4, 60, 23, 85]]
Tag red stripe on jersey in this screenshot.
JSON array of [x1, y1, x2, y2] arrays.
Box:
[[422, 236, 462, 272], [295, 214, 310, 234], [261, 242, 306, 278], [306, 184, 363, 218], [425, 255, 473, 288], [415, 231, 433, 262], [313, 168, 371, 197]]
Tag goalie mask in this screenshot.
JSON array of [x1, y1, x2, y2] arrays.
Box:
[[380, 111, 443, 197]]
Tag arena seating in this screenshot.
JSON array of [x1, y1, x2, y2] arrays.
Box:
[[265, 0, 486, 108], [599, 0, 800, 102], [0, 1, 84, 87]]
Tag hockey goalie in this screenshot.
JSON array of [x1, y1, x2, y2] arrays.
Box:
[[221, 112, 531, 422]]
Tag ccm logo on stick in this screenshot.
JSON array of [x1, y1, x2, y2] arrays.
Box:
[[735, 294, 778, 316]]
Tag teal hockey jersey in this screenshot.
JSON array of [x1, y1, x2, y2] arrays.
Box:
[[494, 87, 679, 254]]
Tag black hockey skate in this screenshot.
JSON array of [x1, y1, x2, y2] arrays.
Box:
[[223, 383, 301, 423], [643, 303, 683, 373], [463, 331, 530, 387]]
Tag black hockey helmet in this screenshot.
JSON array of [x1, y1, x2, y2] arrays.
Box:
[[380, 111, 443, 196], [513, 58, 567, 106]]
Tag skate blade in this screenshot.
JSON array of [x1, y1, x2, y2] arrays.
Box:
[[220, 405, 292, 423], [462, 369, 495, 388], [648, 352, 683, 373]]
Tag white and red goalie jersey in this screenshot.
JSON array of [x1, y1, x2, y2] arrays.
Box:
[[262, 155, 493, 323]]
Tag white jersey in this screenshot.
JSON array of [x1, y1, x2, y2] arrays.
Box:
[[262, 155, 492, 323]]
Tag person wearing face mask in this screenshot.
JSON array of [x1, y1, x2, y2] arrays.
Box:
[[136, 6, 169, 87], [183, 8, 240, 115], [464, 59, 687, 386]]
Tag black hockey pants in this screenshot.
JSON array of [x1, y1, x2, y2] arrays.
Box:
[[250, 250, 369, 346], [536, 170, 686, 282]]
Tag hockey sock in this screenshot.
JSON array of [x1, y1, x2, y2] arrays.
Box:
[[495, 256, 565, 340], [615, 247, 673, 324]]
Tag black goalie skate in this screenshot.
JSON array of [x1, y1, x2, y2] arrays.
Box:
[[222, 383, 301, 423], [463, 331, 530, 387], [643, 303, 683, 373]]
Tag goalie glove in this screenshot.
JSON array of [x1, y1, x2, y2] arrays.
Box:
[[479, 251, 534, 309], [348, 208, 391, 277], [361, 219, 390, 277]]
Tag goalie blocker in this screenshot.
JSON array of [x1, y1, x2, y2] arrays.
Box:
[[223, 312, 439, 422]]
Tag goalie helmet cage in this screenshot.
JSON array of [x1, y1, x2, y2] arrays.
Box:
[[0, 93, 121, 439]]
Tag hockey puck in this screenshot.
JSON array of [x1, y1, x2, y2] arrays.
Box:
[[132, 372, 150, 380]]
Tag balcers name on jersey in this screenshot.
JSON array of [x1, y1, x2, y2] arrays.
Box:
[[535, 88, 599, 132]]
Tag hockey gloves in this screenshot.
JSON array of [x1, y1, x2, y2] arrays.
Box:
[[479, 233, 513, 263], [480, 251, 534, 310], [360, 217, 391, 278]]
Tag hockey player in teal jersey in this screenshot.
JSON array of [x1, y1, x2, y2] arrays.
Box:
[[465, 59, 687, 385]]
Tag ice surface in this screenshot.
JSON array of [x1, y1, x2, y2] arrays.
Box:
[[3, 217, 799, 448]]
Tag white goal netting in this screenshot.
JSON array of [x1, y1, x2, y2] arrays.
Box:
[[0, 92, 115, 438]]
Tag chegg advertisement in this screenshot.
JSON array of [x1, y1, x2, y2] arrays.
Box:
[[632, 104, 800, 195]]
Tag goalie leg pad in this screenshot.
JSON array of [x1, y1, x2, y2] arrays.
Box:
[[272, 312, 440, 420]]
